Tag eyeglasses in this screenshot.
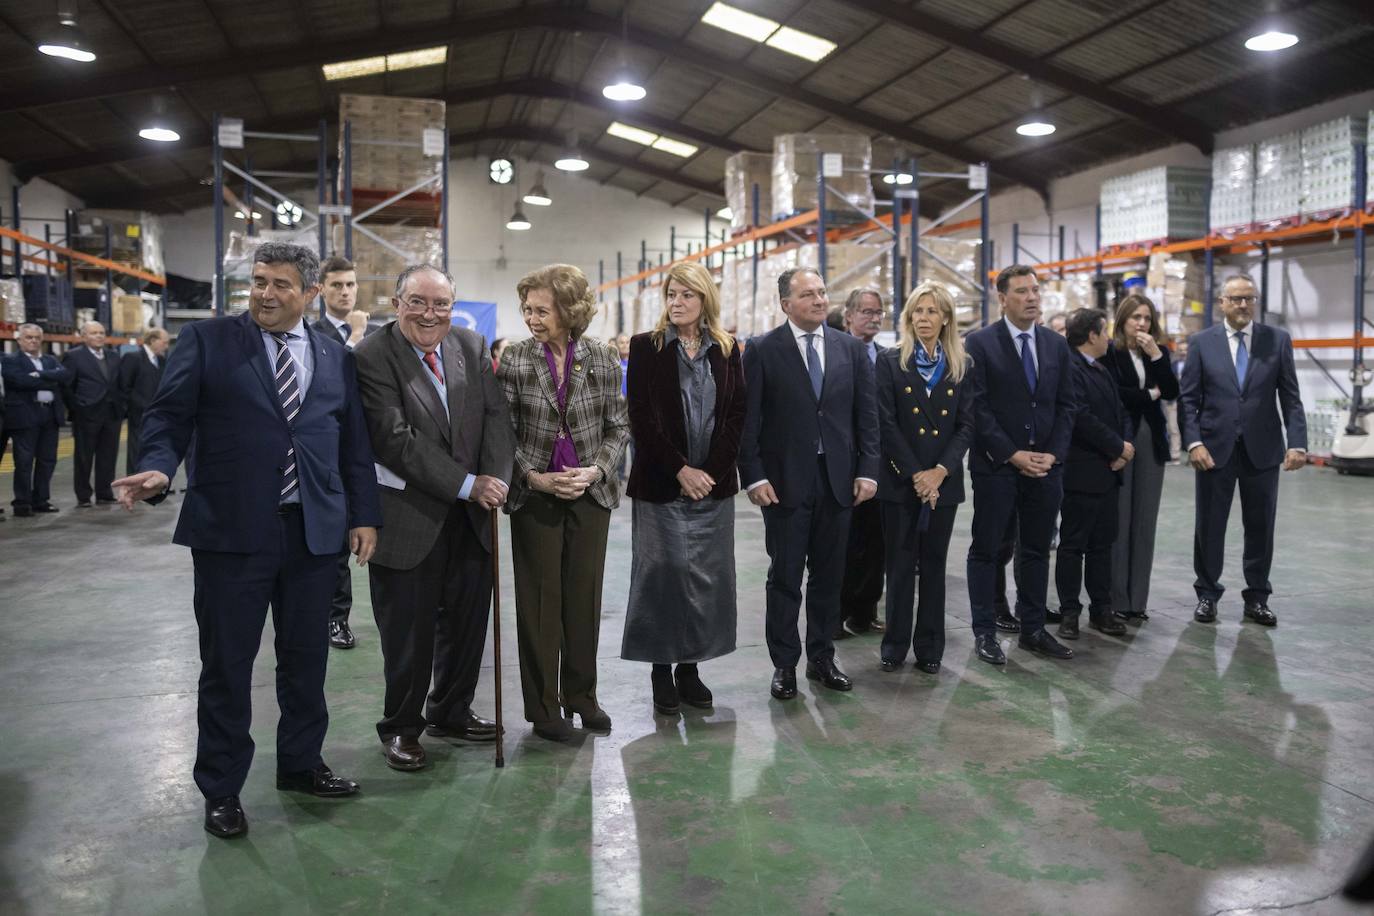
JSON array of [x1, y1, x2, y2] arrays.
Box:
[[1222, 295, 1257, 305], [854, 309, 884, 319], [401, 297, 453, 316]]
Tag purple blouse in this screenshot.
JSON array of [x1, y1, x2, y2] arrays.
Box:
[[543, 340, 581, 471]]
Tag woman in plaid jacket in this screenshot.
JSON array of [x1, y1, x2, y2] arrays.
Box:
[[498, 263, 629, 742]]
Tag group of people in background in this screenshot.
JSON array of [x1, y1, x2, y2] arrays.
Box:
[[27, 237, 1294, 842]]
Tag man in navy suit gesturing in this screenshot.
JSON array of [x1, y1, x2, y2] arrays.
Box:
[[1179, 273, 1305, 627], [739, 267, 880, 700], [964, 265, 1078, 665], [114, 242, 382, 839]]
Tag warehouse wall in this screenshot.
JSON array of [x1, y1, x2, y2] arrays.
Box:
[[161, 158, 725, 341], [0, 158, 89, 276]]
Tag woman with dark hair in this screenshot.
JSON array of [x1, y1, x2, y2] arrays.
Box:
[[499, 263, 628, 742], [874, 281, 974, 674], [621, 260, 746, 715], [1104, 293, 1179, 622]]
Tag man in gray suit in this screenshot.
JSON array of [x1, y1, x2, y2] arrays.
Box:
[[354, 264, 516, 772]]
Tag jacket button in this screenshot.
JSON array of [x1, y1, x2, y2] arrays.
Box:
[[1030, 401, 1037, 408], [933, 429, 940, 436], [918, 428, 926, 435], [1024, 424, 1031, 430], [912, 406, 920, 414], [904, 386, 912, 394], [817, 409, 824, 417], [941, 409, 948, 416], [947, 389, 953, 396]]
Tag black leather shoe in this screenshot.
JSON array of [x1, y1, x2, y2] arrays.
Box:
[[1194, 598, 1218, 623], [381, 736, 427, 770], [651, 665, 681, 715], [204, 796, 247, 838], [533, 718, 575, 742], [1044, 608, 1063, 624], [1089, 614, 1127, 636], [868, 619, 886, 632], [914, 660, 941, 674], [770, 667, 798, 700], [975, 633, 1006, 665], [842, 618, 869, 637], [426, 712, 497, 742], [1057, 616, 1080, 640], [674, 664, 713, 709], [878, 658, 901, 672], [33, 503, 59, 513], [12, 505, 33, 518], [567, 706, 612, 731], [76, 500, 92, 508], [805, 658, 853, 691], [1116, 609, 1149, 622], [328, 621, 355, 649], [96, 497, 118, 505], [1243, 603, 1278, 627], [1018, 629, 1074, 659], [994, 610, 1021, 633], [276, 763, 360, 796]]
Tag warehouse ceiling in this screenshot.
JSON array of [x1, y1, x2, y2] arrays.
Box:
[[0, 0, 1371, 219]]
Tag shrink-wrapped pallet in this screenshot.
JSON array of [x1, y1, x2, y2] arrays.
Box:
[[771, 134, 874, 224], [724, 152, 773, 234]]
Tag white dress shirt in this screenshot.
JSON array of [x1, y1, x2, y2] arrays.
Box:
[[323, 312, 356, 348], [28, 353, 54, 403], [1128, 347, 1161, 400], [1185, 321, 1302, 455], [1003, 316, 1039, 375]]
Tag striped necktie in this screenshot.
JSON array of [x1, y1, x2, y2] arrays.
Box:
[[270, 332, 301, 501]]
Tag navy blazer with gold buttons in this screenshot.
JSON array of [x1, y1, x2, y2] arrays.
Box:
[[874, 347, 975, 508]]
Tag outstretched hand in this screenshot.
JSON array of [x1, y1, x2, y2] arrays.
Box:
[[112, 470, 170, 510]]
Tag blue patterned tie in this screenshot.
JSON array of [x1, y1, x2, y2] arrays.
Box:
[[270, 332, 301, 501], [804, 333, 823, 399], [1018, 332, 1037, 391], [1234, 330, 1248, 387]]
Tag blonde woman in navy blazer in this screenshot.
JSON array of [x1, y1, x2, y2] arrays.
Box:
[[874, 281, 974, 673]]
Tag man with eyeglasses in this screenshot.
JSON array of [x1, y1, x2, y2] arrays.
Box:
[[836, 288, 888, 638], [353, 264, 515, 772], [1179, 274, 1306, 628]]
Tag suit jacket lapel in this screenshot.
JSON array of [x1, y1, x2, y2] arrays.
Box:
[[778, 324, 819, 405], [390, 324, 450, 444], [240, 313, 288, 422], [1213, 326, 1241, 394], [820, 326, 846, 399], [531, 340, 560, 412], [563, 337, 590, 409], [1240, 323, 1265, 396], [442, 331, 466, 448]]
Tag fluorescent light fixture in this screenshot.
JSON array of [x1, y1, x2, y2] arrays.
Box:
[[322, 46, 447, 81], [606, 121, 660, 146], [603, 80, 647, 102], [765, 26, 836, 62], [701, 2, 777, 42], [506, 205, 531, 231], [555, 153, 590, 172], [1244, 30, 1298, 51], [523, 171, 552, 206], [882, 172, 914, 185], [1016, 121, 1056, 137], [716, 207, 734, 220], [139, 127, 180, 142], [700, 2, 836, 62], [651, 136, 699, 158]]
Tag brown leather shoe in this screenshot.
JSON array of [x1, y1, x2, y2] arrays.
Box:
[[382, 736, 427, 771]]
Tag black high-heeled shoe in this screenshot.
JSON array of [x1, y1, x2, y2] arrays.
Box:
[[674, 663, 713, 709]]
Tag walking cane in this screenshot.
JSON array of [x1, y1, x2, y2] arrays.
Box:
[[490, 509, 505, 768]]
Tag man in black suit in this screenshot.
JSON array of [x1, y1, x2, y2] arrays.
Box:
[[1179, 274, 1306, 626], [1054, 308, 1134, 640], [117, 327, 168, 475], [310, 256, 368, 650], [964, 265, 1078, 665], [739, 267, 880, 699], [62, 320, 123, 507], [3, 324, 71, 516], [354, 265, 515, 771], [837, 287, 888, 637]]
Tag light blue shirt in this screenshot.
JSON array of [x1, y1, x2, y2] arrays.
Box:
[[411, 342, 475, 502], [1003, 316, 1039, 376], [260, 318, 314, 396], [1080, 351, 1096, 366]]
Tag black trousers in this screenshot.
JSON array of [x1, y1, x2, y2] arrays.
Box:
[[10, 420, 59, 508], [368, 508, 491, 739], [190, 507, 338, 800], [125, 407, 145, 475], [1194, 440, 1279, 603], [880, 502, 957, 664], [761, 456, 852, 668], [1055, 488, 1118, 617], [992, 511, 1024, 616], [967, 469, 1063, 636], [328, 555, 353, 625], [840, 496, 885, 625], [72, 402, 120, 503]]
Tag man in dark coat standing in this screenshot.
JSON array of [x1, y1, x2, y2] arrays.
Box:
[[117, 327, 168, 474], [63, 320, 123, 506], [2, 323, 71, 515]]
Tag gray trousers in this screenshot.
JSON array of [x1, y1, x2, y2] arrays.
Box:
[[1112, 420, 1165, 614]]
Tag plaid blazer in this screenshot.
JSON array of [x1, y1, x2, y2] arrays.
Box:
[[498, 335, 629, 511]]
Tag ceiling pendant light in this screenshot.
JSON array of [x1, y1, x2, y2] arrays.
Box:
[[37, 3, 96, 62], [506, 204, 531, 231], [522, 171, 552, 206], [602, 79, 646, 102], [1244, 29, 1299, 52], [882, 172, 914, 185], [1016, 120, 1056, 137], [139, 126, 180, 142]]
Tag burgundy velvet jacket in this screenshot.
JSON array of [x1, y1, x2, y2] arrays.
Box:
[[625, 331, 746, 503]]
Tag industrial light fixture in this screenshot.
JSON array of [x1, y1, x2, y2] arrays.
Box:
[[716, 207, 734, 220], [522, 171, 552, 206], [603, 80, 646, 102], [1016, 120, 1056, 137], [699, 2, 836, 62], [604, 121, 699, 158], [322, 45, 447, 81], [37, 3, 96, 62], [489, 158, 514, 185], [276, 200, 303, 225], [138, 126, 180, 142], [554, 151, 589, 172], [1244, 30, 1298, 51], [506, 204, 531, 231], [883, 172, 914, 185], [233, 210, 265, 221]]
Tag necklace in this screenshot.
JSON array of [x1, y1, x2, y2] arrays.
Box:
[[678, 332, 702, 350]]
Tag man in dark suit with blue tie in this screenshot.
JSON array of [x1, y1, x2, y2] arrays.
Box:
[[1179, 274, 1306, 627], [114, 242, 382, 839], [739, 267, 880, 700], [2, 323, 71, 516], [964, 265, 1078, 665]]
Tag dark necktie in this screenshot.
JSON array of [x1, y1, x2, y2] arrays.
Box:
[[1234, 330, 1248, 386], [804, 333, 823, 399], [336, 322, 350, 346], [270, 332, 301, 501], [1018, 332, 1037, 391]]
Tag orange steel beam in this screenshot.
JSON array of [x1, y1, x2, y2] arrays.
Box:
[[1293, 336, 1374, 349], [0, 226, 166, 286]]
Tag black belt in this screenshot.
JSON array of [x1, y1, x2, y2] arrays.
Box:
[[277, 502, 302, 515]]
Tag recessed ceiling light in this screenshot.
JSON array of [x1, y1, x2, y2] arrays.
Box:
[[139, 127, 180, 142], [606, 121, 660, 146], [322, 46, 447, 81], [699, 2, 835, 62], [650, 136, 699, 158], [882, 173, 914, 185], [1016, 121, 1056, 137], [1244, 30, 1298, 52], [603, 80, 647, 102], [764, 26, 836, 62]]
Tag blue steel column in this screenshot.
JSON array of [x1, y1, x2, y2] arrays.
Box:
[[9, 185, 20, 275], [1012, 222, 1020, 264], [104, 225, 113, 306], [616, 250, 624, 334], [670, 226, 676, 261], [213, 113, 225, 316], [441, 129, 450, 272], [1259, 242, 1270, 322], [1349, 137, 1368, 432], [908, 157, 918, 296], [816, 153, 827, 281], [343, 120, 353, 261], [317, 119, 327, 257], [703, 208, 711, 270], [890, 156, 902, 327], [244, 154, 255, 238], [1058, 224, 1066, 279], [63, 210, 74, 291], [751, 182, 760, 307], [979, 174, 990, 327], [1094, 203, 1103, 281]]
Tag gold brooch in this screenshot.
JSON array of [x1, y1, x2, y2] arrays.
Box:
[[574, 364, 583, 372]]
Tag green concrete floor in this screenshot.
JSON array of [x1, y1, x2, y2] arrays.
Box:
[[1, 445, 1372, 915]]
